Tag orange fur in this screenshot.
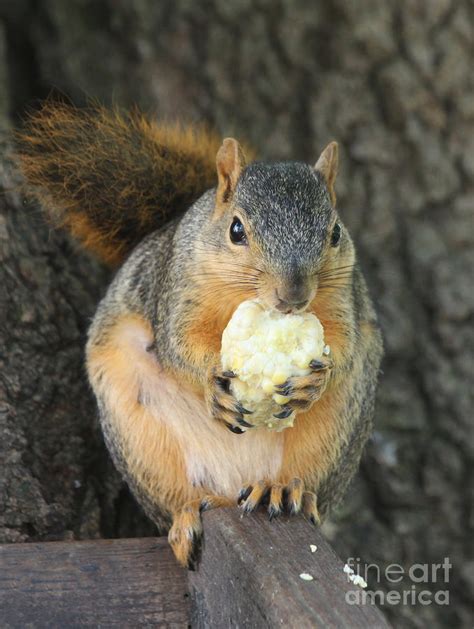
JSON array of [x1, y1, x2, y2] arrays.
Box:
[[184, 250, 257, 372], [66, 212, 123, 266], [280, 388, 345, 486], [185, 298, 241, 371], [269, 483, 284, 512], [186, 301, 226, 363], [87, 315, 196, 513], [15, 102, 225, 265], [311, 283, 355, 373]]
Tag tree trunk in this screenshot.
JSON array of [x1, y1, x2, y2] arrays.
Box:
[[1, 2, 472, 627]]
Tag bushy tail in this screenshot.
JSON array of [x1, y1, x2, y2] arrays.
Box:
[[15, 102, 221, 265]]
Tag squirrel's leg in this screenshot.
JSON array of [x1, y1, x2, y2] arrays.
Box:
[[169, 495, 234, 568], [238, 478, 320, 524], [87, 312, 240, 566]]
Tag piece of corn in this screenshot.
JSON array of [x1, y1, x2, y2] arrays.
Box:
[[221, 299, 326, 432]]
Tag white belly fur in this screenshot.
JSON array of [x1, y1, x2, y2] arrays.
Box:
[[126, 323, 284, 498], [148, 370, 284, 497]]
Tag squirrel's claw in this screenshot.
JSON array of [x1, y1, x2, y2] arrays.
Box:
[[235, 402, 253, 415], [225, 422, 245, 434], [273, 406, 293, 419], [235, 415, 254, 428], [309, 358, 333, 371], [238, 485, 253, 504], [208, 367, 254, 432], [237, 477, 318, 523], [222, 370, 236, 378], [309, 359, 326, 371]]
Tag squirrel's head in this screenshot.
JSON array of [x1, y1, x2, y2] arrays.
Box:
[[196, 138, 355, 314]]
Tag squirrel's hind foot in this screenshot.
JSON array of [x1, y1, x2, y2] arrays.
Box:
[[169, 495, 234, 568], [238, 478, 321, 525]]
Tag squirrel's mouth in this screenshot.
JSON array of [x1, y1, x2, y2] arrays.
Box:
[[273, 287, 316, 315], [275, 301, 309, 315], [258, 289, 315, 315]]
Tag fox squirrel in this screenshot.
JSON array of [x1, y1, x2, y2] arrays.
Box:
[[16, 102, 383, 567]]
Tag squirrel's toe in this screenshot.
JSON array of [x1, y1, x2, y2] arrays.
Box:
[[285, 477, 304, 514], [268, 483, 284, 520], [239, 480, 269, 513], [302, 490, 321, 526]]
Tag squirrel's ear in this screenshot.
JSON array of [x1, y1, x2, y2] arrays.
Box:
[[314, 141, 339, 206], [215, 138, 245, 214]]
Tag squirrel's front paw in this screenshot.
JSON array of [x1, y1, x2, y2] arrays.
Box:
[[206, 367, 254, 434], [274, 359, 332, 415]]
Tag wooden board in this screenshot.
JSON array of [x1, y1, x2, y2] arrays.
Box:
[[189, 508, 391, 628], [1, 511, 391, 628], [0, 537, 189, 628]]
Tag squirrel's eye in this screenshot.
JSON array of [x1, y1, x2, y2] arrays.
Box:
[[331, 222, 342, 247], [230, 217, 247, 245]]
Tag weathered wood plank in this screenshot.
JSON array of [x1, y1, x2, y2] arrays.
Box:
[[1, 513, 391, 628], [189, 508, 391, 628], [0, 537, 189, 628]]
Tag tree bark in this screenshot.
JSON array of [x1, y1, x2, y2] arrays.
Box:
[[1, 1, 472, 627]]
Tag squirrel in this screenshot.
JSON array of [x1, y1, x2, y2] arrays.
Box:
[[16, 101, 383, 567]]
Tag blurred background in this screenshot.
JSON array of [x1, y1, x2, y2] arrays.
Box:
[[0, 1, 472, 627]]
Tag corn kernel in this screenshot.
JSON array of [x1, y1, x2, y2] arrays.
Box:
[[262, 378, 275, 394], [273, 394, 290, 405], [271, 371, 288, 385]]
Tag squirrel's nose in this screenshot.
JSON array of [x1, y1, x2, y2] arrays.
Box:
[[275, 289, 310, 313], [275, 299, 309, 314]]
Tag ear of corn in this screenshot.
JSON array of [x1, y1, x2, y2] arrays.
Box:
[[221, 299, 325, 431]]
